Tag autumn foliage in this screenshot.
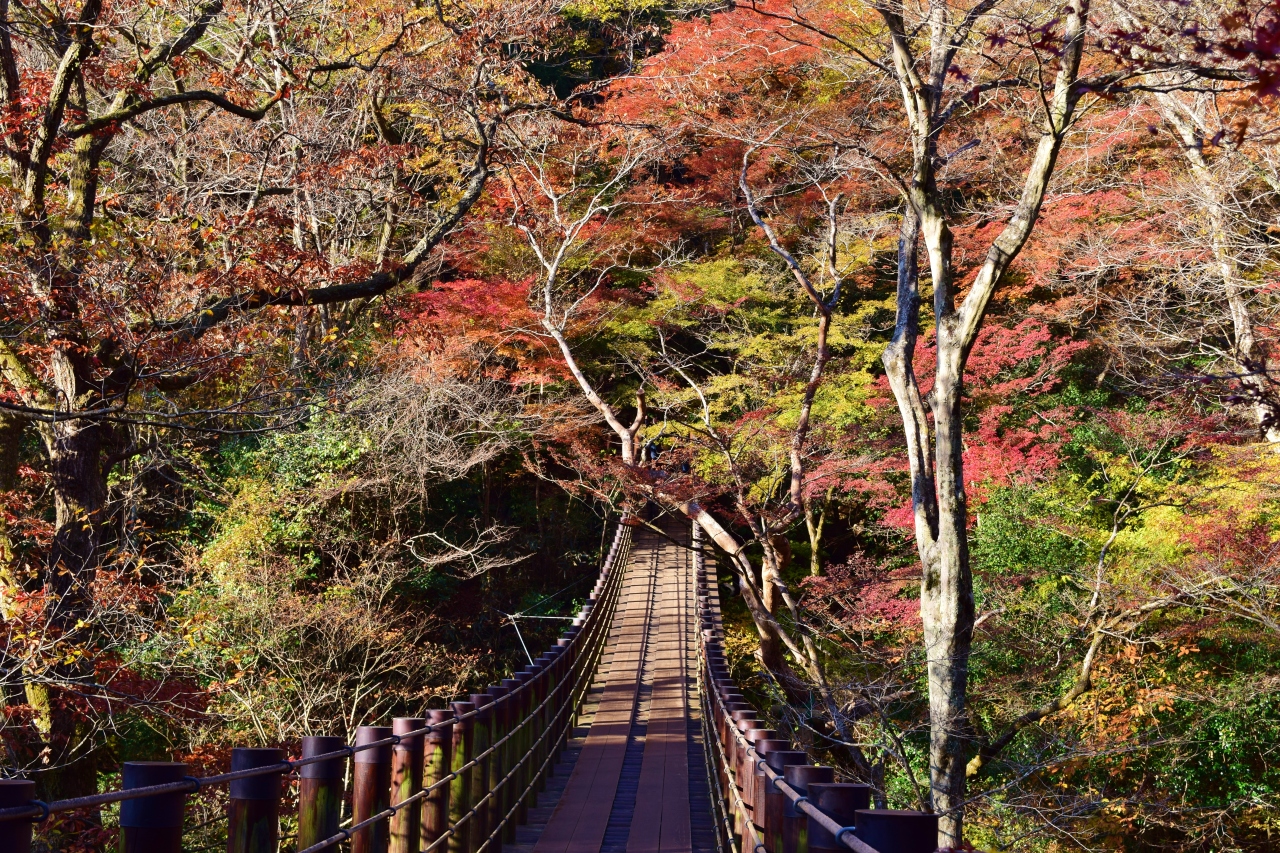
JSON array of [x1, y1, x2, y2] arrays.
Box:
[[2, 0, 1280, 848]]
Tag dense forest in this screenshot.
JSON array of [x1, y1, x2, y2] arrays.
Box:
[[1, 0, 1279, 848]]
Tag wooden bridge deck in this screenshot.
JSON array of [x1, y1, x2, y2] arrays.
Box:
[[510, 521, 715, 853]]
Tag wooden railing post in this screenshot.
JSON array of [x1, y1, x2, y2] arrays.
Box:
[[0, 780, 35, 853], [534, 655, 556, 792], [390, 717, 426, 853], [783, 765, 833, 853], [423, 710, 454, 850], [729, 710, 758, 838], [552, 642, 572, 760], [353, 727, 393, 853], [708, 683, 729, 805], [484, 686, 510, 853], [722, 701, 749, 749], [499, 677, 522, 842], [763, 750, 807, 853], [718, 695, 746, 794], [559, 644, 574, 747], [561, 628, 582, 728], [547, 648, 568, 758], [120, 761, 188, 853], [742, 728, 776, 813], [468, 694, 494, 853], [852, 810, 938, 853], [806, 784, 870, 853], [511, 670, 536, 824], [708, 685, 729, 795], [228, 748, 284, 853], [727, 714, 755, 842], [731, 712, 760, 782], [529, 659, 547, 795], [447, 701, 475, 853], [542, 651, 561, 768], [297, 736, 345, 853], [751, 740, 790, 832], [717, 693, 743, 736], [533, 659, 550, 790]]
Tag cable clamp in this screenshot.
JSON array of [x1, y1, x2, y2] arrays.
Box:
[[836, 826, 858, 844], [30, 800, 50, 823], [183, 775, 204, 793]]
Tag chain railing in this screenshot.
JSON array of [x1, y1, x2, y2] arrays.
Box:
[[0, 523, 634, 853], [692, 524, 940, 853]]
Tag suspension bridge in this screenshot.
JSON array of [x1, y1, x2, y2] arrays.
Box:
[[0, 519, 941, 853]]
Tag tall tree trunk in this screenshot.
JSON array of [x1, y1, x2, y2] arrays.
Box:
[[885, 202, 974, 837], [921, 360, 975, 840], [760, 533, 793, 675], [31, 353, 107, 803], [45, 353, 107, 625], [875, 1, 1087, 837]]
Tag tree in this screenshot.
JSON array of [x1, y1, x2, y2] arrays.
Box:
[[629, 0, 1096, 838], [0, 0, 573, 800], [486, 94, 913, 780], [1098, 0, 1280, 440], [181, 364, 530, 745], [503, 119, 661, 466], [869, 4, 1092, 839], [1144, 85, 1279, 440]]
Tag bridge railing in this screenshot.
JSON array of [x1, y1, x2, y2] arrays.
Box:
[[0, 523, 634, 853], [693, 525, 939, 853]]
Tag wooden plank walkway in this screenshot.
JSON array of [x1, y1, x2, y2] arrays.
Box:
[[516, 520, 714, 853]]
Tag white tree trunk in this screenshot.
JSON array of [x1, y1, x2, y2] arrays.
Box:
[[1154, 92, 1280, 444]]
